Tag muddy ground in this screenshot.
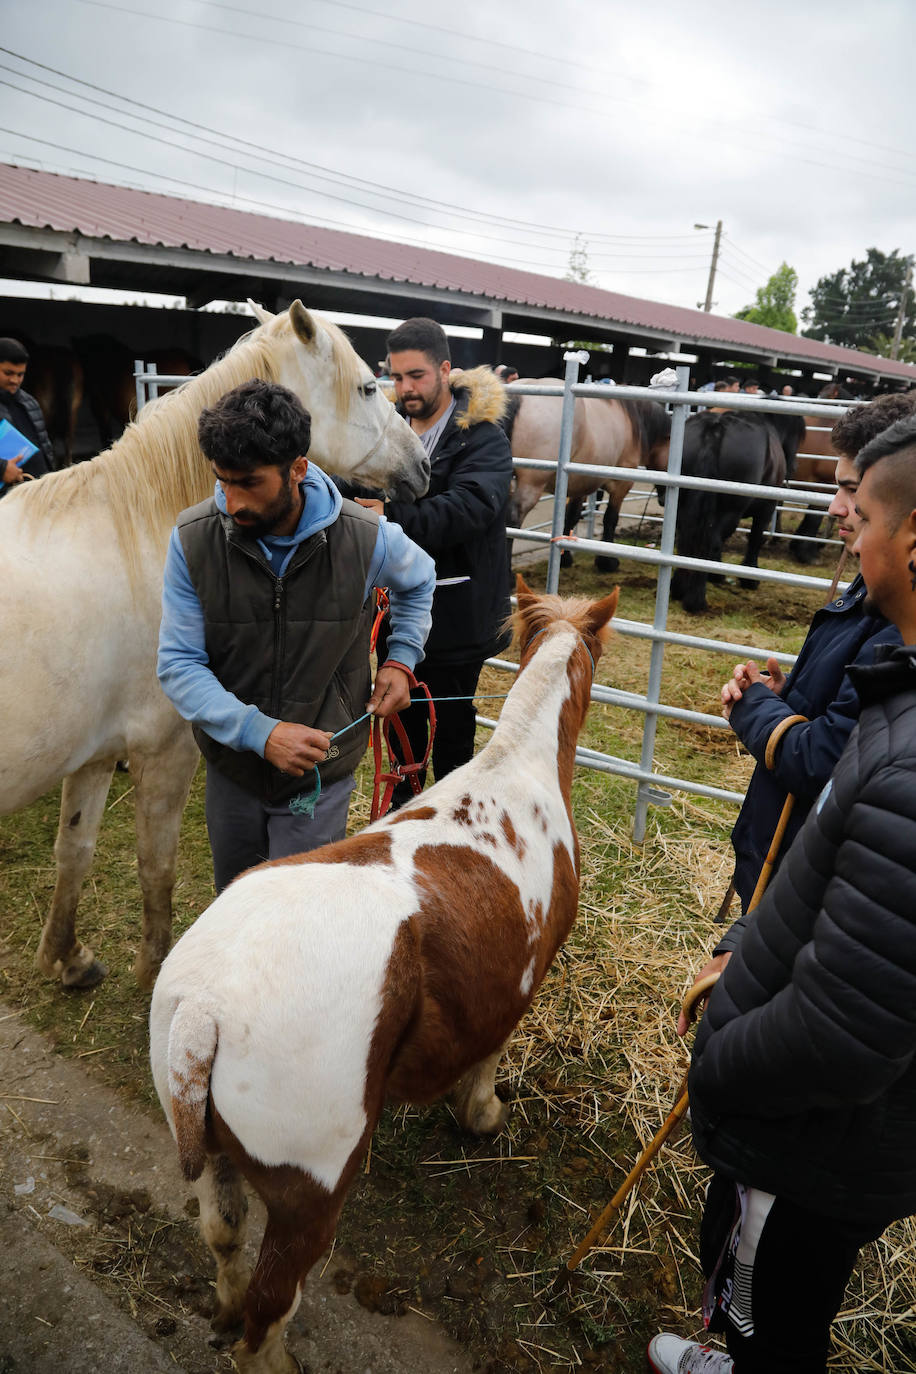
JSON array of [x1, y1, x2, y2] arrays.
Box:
[[0, 1001, 477, 1374]]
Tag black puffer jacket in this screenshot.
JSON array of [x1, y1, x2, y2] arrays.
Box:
[[0, 388, 54, 488], [384, 367, 513, 666], [690, 643, 916, 1232]]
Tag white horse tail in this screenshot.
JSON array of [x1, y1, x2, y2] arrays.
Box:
[[166, 998, 218, 1182]]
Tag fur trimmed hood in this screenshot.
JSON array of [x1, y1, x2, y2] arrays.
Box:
[[448, 366, 508, 429]]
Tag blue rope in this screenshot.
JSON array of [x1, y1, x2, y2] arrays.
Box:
[[287, 694, 512, 816]]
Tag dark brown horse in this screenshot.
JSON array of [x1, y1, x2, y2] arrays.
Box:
[[76, 335, 202, 449], [789, 383, 853, 562], [506, 389, 671, 573], [671, 411, 787, 614]]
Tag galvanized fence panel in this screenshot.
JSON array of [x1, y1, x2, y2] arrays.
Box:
[[501, 358, 852, 837]]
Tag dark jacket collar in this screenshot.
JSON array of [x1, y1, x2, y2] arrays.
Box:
[[850, 642, 916, 705]]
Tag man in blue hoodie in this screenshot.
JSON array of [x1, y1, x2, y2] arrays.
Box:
[[157, 379, 435, 891]]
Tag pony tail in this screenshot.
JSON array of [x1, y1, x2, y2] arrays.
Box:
[[166, 999, 218, 1181]]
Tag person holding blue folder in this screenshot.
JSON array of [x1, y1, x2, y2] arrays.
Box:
[[0, 337, 54, 495]]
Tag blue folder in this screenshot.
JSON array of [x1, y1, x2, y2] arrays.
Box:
[[0, 418, 39, 492]]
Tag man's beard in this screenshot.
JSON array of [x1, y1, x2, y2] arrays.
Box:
[[404, 381, 444, 421], [230, 481, 298, 539]]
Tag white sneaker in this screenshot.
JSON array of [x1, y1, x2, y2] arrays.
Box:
[[647, 1333, 734, 1374]]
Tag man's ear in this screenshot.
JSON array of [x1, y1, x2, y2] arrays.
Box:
[[290, 456, 309, 483]]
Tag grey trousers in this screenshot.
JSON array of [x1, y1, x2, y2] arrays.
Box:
[[205, 765, 356, 893]]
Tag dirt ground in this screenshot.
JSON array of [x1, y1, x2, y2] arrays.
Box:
[[0, 1000, 475, 1374]]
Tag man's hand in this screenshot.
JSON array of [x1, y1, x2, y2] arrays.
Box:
[[264, 722, 332, 776], [354, 497, 384, 516], [720, 656, 786, 719], [2, 454, 32, 485], [368, 664, 412, 718], [676, 952, 731, 1037]]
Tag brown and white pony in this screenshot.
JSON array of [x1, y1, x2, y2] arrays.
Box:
[[506, 389, 671, 573], [149, 577, 619, 1374]]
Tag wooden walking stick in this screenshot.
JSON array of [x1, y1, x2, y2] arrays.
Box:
[[553, 715, 808, 1292]]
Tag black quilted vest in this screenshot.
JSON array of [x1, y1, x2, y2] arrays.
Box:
[[177, 496, 378, 803]]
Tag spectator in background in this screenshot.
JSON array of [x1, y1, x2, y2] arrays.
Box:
[[742, 377, 762, 395], [0, 337, 54, 493], [724, 375, 741, 393]]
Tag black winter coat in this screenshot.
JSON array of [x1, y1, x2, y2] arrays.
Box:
[[726, 574, 900, 913], [690, 643, 916, 1232], [383, 369, 513, 666]]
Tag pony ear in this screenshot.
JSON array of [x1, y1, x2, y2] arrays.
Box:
[[289, 301, 317, 346], [584, 587, 620, 642], [515, 574, 538, 613], [247, 300, 274, 325]]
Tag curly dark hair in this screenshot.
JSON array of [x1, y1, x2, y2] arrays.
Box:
[[831, 391, 916, 459], [197, 379, 311, 472]]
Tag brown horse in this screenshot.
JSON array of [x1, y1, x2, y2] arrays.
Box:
[[76, 335, 203, 449], [25, 345, 84, 468], [506, 388, 671, 572], [789, 383, 851, 562]]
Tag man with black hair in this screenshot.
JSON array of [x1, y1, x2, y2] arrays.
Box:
[[0, 336, 54, 491], [157, 378, 435, 891], [650, 412, 916, 1374], [351, 317, 513, 803]]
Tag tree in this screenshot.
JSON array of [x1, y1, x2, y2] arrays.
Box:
[[565, 233, 593, 285], [734, 262, 798, 333], [862, 333, 916, 365], [801, 247, 915, 349]]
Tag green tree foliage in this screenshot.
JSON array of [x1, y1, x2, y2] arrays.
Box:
[[801, 247, 914, 349], [565, 233, 593, 285], [862, 333, 916, 365], [734, 262, 798, 333]]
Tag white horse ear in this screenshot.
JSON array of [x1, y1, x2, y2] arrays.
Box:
[[248, 300, 274, 325], [289, 301, 317, 346]]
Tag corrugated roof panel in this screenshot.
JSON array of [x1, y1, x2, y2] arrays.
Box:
[[2, 162, 913, 380]]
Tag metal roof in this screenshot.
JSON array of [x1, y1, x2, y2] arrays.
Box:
[[1, 161, 914, 383]]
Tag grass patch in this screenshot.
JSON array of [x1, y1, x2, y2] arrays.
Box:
[[1, 534, 913, 1372]]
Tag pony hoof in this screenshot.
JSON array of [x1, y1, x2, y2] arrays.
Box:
[[468, 1097, 509, 1136], [594, 555, 619, 573], [134, 946, 168, 992], [210, 1306, 245, 1336], [560, 550, 573, 569], [62, 958, 108, 991]]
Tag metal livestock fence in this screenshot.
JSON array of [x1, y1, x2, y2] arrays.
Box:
[[135, 357, 850, 843]]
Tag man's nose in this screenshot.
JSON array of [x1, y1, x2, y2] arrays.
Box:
[[224, 486, 243, 513]]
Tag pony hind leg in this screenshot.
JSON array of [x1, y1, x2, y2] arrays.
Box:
[[235, 1171, 352, 1374], [452, 1041, 510, 1135], [130, 727, 199, 988], [36, 757, 117, 988], [196, 1152, 250, 1333]]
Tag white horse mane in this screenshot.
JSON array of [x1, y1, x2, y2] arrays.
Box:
[[10, 309, 364, 589]]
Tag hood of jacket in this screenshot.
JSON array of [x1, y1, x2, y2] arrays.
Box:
[[447, 366, 508, 430], [211, 460, 342, 552]]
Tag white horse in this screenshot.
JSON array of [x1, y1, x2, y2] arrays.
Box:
[[0, 301, 429, 992]]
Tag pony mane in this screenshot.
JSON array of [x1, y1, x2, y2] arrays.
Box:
[[510, 593, 601, 649], [11, 321, 283, 586]]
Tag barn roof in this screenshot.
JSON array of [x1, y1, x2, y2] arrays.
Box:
[[1, 161, 913, 384]]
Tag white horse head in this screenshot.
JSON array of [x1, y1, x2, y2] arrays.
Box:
[[248, 301, 429, 501]]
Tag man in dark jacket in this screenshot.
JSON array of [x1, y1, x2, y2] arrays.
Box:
[[0, 336, 54, 492], [354, 318, 513, 805], [650, 419, 916, 1374]]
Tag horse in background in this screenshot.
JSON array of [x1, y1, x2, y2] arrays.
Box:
[[150, 577, 619, 1374], [671, 411, 786, 614], [0, 301, 429, 993], [506, 389, 671, 573], [788, 382, 853, 563]]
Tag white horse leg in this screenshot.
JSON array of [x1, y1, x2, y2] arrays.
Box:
[[131, 730, 199, 989], [36, 758, 116, 988], [196, 1153, 250, 1333], [452, 1041, 510, 1135]]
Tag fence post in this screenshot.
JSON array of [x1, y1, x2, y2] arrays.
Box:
[[632, 364, 690, 843], [545, 350, 589, 595], [134, 359, 146, 415]]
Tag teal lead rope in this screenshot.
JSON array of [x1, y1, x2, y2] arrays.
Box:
[[287, 694, 512, 817]]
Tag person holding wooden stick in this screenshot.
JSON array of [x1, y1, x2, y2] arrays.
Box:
[[650, 418, 916, 1374]]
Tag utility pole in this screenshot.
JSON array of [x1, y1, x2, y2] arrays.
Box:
[[890, 262, 912, 360], [703, 220, 723, 312]]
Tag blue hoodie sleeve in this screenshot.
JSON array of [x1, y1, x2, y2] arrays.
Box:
[[364, 519, 435, 670], [157, 527, 278, 756]]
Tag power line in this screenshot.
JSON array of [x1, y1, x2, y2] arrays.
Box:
[[0, 45, 712, 248]]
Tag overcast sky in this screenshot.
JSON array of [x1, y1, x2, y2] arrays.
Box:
[[1, 0, 914, 336]]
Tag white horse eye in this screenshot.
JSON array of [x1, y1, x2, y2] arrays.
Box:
[[362, 382, 376, 397]]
